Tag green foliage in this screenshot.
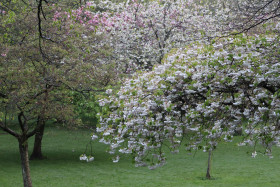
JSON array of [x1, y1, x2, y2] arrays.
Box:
[[71, 92, 100, 128]]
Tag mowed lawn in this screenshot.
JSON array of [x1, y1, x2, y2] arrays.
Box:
[[0, 127, 280, 187]]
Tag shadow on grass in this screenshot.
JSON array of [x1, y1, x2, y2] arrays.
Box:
[[197, 176, 219, 181]]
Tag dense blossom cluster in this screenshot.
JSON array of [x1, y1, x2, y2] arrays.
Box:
[[55, 0, 280, 74], [59, 0, 229, 72], [93, 0, 223, 70], [97, 33, 280, 168]]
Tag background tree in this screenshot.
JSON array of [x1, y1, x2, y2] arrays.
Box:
[[0, 0, 116, 186], [78, 0, 224, 71]]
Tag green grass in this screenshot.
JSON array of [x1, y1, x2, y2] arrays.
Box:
[[0, 127, 280, 187]]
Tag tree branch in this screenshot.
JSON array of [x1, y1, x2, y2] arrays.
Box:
[[0, 121, 19, 138]]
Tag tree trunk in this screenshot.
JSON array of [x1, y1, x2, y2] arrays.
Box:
[[234, 127, 243, 136], [30, 119, 45, 160], [206, 149, 212, 180], [18, 137, 32, 187]]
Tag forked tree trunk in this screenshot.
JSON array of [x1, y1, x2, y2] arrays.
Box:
[[206, 149, 212, 180], [18, 137, 32, 187], [30, 119, 45, 160]]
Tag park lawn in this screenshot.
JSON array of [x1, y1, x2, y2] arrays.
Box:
[[0, 127, 280, 187]]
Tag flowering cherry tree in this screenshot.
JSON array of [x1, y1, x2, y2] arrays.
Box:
[[95, 29, 280, 178], [72, 0, 280, 73], [69, 0, 227, 71]]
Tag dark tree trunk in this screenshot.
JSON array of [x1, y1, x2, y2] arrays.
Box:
[[206, 149, 212, 180], [18, 137, 33, 187], [234, 127, 243, 136], [30, 119, 45, 160]]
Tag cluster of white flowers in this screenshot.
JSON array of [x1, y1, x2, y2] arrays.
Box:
[[91, 134, 98, 141], [79, 154, 94, 162]]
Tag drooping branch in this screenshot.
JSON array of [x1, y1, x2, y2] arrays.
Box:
[[258, 80, 278, 94]]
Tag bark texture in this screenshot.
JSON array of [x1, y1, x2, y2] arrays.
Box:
[[206, 149, 212, 180], [18, 138, 32, 187]]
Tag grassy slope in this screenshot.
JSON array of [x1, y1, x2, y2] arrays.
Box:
[[0, 127, 279, 187]]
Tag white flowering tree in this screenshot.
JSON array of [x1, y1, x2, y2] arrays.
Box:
[[71, 0, 280, 72], [74, 0, 227, 71], [72, 0, 280, 73], [95, 30, 280, 178]]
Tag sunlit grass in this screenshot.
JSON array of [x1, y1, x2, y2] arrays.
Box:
[[0, 127, 279, 187]]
